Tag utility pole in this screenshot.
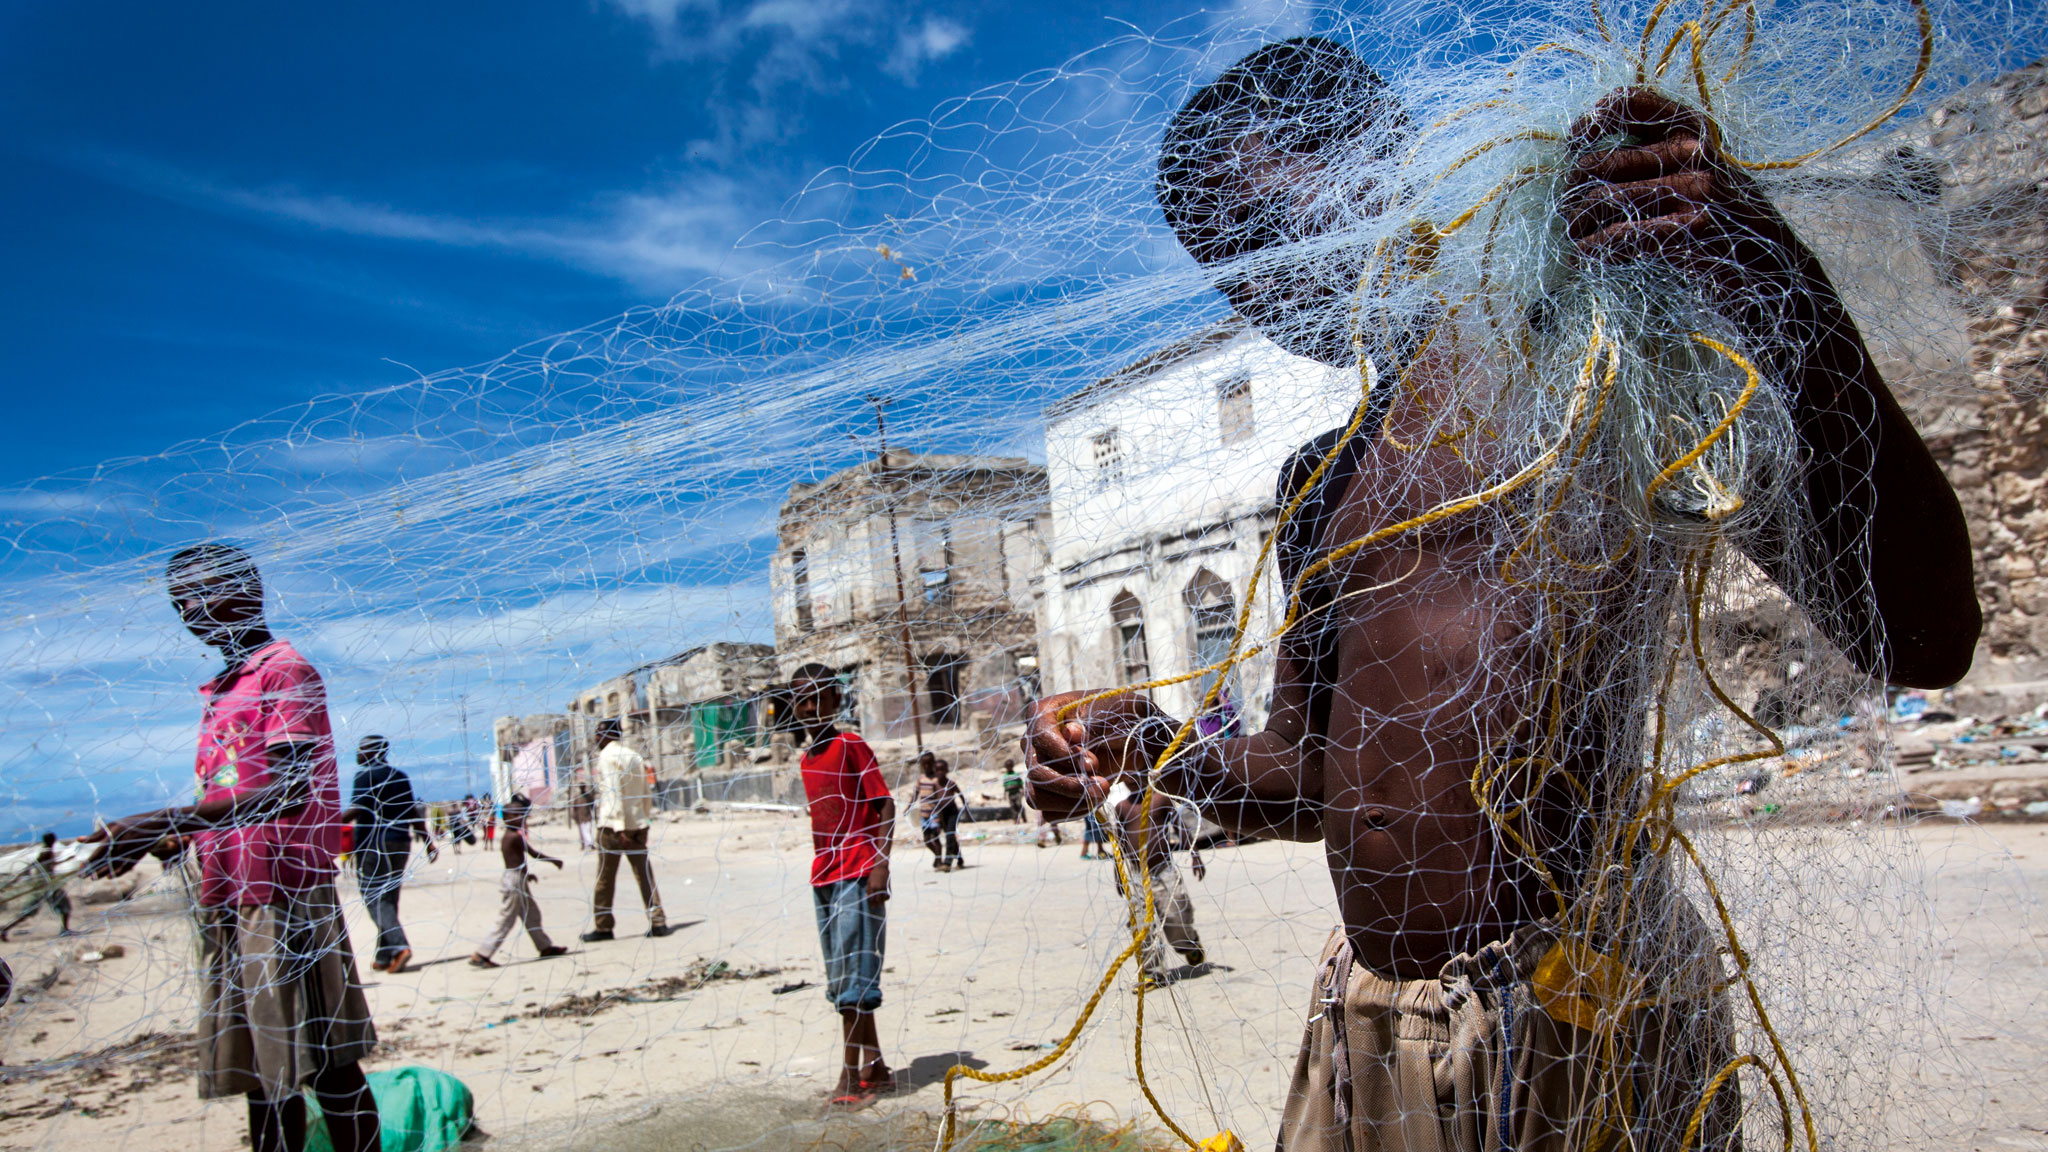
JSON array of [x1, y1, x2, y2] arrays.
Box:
[[459, 694, 472, 797], [868, 394, 926, 754]]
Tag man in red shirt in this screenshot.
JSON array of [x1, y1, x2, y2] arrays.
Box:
[[788, 663, 897, 1103], [85, 544, 379, 1152]]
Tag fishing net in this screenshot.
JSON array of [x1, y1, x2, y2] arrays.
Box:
[[2, 2, 2045, 1151]]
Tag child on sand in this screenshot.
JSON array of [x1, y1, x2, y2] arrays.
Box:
[[469, 795, 569, 968], [788, 663, 897, 1105]]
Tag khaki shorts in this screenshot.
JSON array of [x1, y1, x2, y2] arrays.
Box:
[[196, 882, 377, 1100], [1277, 917, 1739, 1152]]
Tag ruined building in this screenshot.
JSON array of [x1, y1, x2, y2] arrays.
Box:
[[494, 641, 778, 803], [772, 453, 1049, 740], [1908, 61, 2048, 700]]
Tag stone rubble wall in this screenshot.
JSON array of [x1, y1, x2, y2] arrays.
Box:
[[1913, 61, 2048, 676]]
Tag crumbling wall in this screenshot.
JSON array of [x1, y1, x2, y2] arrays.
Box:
[[1917, 61, 2048, 669]]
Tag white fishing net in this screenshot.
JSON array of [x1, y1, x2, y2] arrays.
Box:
[[2, 2, 2045, 1151]]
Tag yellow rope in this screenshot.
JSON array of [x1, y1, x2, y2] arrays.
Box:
[[1715, 0, 1933, 170]]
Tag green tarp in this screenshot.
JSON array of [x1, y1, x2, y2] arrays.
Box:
[[691, 700, 755, 768], [305, 1066, 474, 1152]]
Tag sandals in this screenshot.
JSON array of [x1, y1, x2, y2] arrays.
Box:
[[468, 953, 499, 968]]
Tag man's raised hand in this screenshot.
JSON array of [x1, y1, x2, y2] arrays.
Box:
[[1021, 690, 1173, 820], [1561, 86, 1805, 307]]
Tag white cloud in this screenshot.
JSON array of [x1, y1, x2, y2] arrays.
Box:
[[882, 15, 971, 84], [605, 0, 974, 145], [94, 154, 766, 291]]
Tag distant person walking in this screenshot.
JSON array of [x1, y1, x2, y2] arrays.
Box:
[[480, 803, 497, 848], [470, 795, 569, 968], [1, 833, 77, 942], [1002, 759, 1026, 823], [914, 760, 964, 872], [570, 784, 597, 852], [1080, 812, 1109, 860], [788, 664, 896, 1105], [1109, 791, 1206, 985], [581, 719, 670, 941], [82, 543, 378, 1152], [340, 735, 436, 974], [449, 795, 478, 852]]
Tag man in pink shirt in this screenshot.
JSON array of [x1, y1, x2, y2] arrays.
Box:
[[788, 663, 897, 1104], [86, 544, 378, 1152]]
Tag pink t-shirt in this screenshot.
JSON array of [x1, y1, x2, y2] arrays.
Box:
[[191, 639, 343, 907]]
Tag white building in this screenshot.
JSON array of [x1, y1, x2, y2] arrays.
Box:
[[1038, 320, 1357, 728]]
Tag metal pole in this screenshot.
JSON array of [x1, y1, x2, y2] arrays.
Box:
[[868, 395, 925, 754], [459, 694, 472, 797]]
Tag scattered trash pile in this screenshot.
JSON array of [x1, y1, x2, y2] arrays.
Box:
[[1889, 697, 2048, 820], [1689, 695, 2048, 824], [534, 958, 784, 1020]]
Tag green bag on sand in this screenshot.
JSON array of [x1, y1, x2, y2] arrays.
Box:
[[304, 1066, 476, 1152]]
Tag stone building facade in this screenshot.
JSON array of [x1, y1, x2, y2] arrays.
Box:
[[772, 453, 1049, 740], [1908, 62, 2048, 685], [494, 641, 779, 803], [1036, 321, 1355, 725]]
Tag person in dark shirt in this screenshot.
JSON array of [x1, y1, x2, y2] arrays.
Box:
[[339, 735, 435, 973], [1, 832, 76, 941]]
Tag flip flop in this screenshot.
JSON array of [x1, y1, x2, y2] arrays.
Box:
[[468, 954, 499, 968]]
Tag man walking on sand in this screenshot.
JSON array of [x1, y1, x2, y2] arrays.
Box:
[[1108, 791, 1206, 986], [788, 663, 897, 1105], [470, 794, 569, 968], [1027, 37, 1978, 1152], [581, 719, 671, 942], [1, 833, 79, 942], [84, 543, 380, 1152], [340, 735, 435, 974]]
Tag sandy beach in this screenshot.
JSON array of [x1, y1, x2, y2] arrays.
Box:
[[2, 809, 2043, 1152]]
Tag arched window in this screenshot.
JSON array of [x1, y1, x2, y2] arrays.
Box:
[[1184, 569, 1240, 731], [923, 651, 965, 727], [1110, 591, 1151, 684]]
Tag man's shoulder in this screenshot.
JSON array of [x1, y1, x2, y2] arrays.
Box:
[[253, 639, 321, 684]]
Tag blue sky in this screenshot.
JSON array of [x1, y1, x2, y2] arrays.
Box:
[[0, 0, 1270, 481]]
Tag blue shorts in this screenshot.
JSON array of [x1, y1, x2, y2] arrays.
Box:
[[812, 876, 885, 1011]]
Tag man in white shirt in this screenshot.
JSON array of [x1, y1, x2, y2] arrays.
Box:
[[579, 719, 671, 941]]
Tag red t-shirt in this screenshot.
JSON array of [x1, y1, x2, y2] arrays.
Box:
[[190, 640, 343, 907], [800, 731, 891, 887]]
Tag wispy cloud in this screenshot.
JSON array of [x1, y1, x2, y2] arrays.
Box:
[[883, 15, 972, 84], [98, 155, 766, 291], [607, 0, 973, 151]]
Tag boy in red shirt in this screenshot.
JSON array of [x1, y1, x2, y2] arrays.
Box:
[[788, 663, 897, 1103], [86, 544, 378, 1152]]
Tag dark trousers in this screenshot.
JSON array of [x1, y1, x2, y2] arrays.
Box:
[[354, 837, 409, 962], [922, 808, 962, 866], [593, 826, 666, 932]]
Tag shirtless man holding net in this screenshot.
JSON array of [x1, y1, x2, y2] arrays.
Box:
[[1025, 38, 1978, 1152]]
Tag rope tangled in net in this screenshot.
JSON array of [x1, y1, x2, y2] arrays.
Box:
[[943, 1, 1939, 1147]]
